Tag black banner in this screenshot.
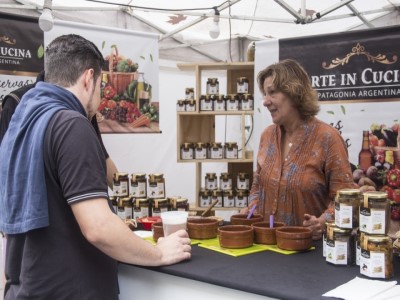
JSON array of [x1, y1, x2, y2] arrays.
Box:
[[279, 25, 400, 101], [0, 12, 44, 74]]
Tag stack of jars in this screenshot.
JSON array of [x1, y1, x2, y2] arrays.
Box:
[[112, 172, 171, 220], [358, 191, 393, 279], [176, 87, 196, 112], [199, 172, 250, 209], [325, 189, 393, 279], [180, 142, 238, 160]]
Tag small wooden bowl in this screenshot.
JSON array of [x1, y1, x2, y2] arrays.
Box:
[[152, 221, 164, 242], [218, 225, 254, 249], [187, 218, 219, 239], [252, 221, 286, 245], [230, 214, 263, 226], [275, 226, 313, 251]]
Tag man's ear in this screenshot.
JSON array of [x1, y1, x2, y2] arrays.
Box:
[[83, 68, 95, 90]]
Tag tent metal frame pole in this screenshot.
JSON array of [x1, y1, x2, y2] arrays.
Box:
[[346, 3, 374, 28]]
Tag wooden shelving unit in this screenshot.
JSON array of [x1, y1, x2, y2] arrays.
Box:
[[176, 62, 254, 209]]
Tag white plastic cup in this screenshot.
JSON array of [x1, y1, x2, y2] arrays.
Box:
[[160, 211, 188, 236]]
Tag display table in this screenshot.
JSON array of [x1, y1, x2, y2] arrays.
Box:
[[118, 240, 400, 300]]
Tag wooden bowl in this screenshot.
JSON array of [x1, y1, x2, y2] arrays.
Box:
[[152, 221, 164, 242], [187, 218, 219, 239], [218, 225, 254, 249], [230, 214, 263, 226], [275, 226, 313, 251], [251, 221, 286, 245]]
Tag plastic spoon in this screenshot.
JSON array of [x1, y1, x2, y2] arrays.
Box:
[[247, 204, 257, 219]]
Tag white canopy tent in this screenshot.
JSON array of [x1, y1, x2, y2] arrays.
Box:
[[1, 0, 400, 62]]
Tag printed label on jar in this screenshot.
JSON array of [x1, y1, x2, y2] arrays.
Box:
[[225, 148, 238, 159], [360, 250, 386, 278], [200, 196, 211, 207], [335, 203, 353, 229], [220, 179, 232, 190], [210, 148, 223, 159], [237, 179, 249, 190], [326, 239, 348, 265], [223, 197, 235, 207], [360, 208, 386, 234], [194, 148, 207, 159], [226, 100, 239, 111], [205, 179, 218, 190], [130, 182, 146, 197], [133, 207, 148, 219], [241, 99, 253, 110], [113, 182, 129, 197], [181, 148, 194, 160], [211, 196, 223, 208], [149, 183, 165, 198], [214, 101, 225, 111], [235, 197, 248, 208]]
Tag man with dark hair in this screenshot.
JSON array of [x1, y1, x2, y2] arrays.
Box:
[[0, 34, 191, 300]]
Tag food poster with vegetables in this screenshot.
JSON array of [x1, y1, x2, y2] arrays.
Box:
[[45, 20, 160, 133], [254, 25, 400, 220]]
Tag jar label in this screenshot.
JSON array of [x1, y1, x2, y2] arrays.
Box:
[[235, 197, 248, 208], [220, 179, 232, 190], [176, 104, 186, 112], [210, 148, 223, 159], [200, 100, 213, 111], [241, 99, 253, 110], [335, 204, 353, 229], [205, 179, 218, 190], [133, 207, 148, 219], [212, 196, 223, 207], [225, 148, 238, 159], [194, 149, 207, 159], [223, 197, 235, 207], [360, 250, 386, 278], [214, 102, 225, 111], [181, 148, 194, 160], [360, 208, 386, 234], [237, 82, 249, 94], [185, 104, 196, 112], [113, 181, 129, 197], [130, 182, 146, 197], [200, 197, 211, 207], [237, 179, 249, 190], [149, 183, 165, 198], [226, 100, 239, 111], [326, 239, 348, 265]]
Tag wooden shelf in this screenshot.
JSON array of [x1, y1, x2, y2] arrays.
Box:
[[176, 62, 254, 209]]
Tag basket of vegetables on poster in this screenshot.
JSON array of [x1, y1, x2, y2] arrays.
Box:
[[352, 122, 400, 237], [97, 45, 159, 129]]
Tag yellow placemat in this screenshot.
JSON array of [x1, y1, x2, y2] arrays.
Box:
[[197, 238, 269, 257], [255, 243, 315, 255]]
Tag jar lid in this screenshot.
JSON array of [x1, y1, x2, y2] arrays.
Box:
[[114, 172, 129, 180], [149, 174, 164, 180], [131, 173, 146, 179], [337, 188, 361, 196], [121, 197, 132, 203], [364, 234, 391, 244], [363, 191, 387, 200]]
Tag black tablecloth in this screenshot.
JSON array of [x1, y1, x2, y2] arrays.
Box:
[[132, 240, 400, 300]]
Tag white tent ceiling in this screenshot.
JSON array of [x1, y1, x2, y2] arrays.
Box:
[[1, 0, 400, 62]]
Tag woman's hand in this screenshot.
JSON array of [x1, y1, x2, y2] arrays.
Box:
[[303, 214, 324, 240]]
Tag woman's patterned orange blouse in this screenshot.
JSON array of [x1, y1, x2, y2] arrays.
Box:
[[249, 117, 357, 226]]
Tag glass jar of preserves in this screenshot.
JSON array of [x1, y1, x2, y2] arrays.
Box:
[[214, 95, 226, 111], [151, 198, 169, 217], [237, 77, 249, 94], [237, 172, 250, 190], [226, 94, 240, 111], [205, 173, 218, 190], [176, 100, 186, 112], [185, 87, 194, 100], [194, 142, 208, 159], [180, 142, 194, 160], [208, 142, 223, 159], [200, 95, 213, 111], [240, 94, 254, 111], [117, 196, 133, 220], [223, 189, 235, 207], [219, 172, 232, 191], [325, 224, 355, 266], [148, 173, 165, 198], [210, 189, 223, 208], [235, 189, 249, 208], [360, 234, 393, 279], [199, 189, 211, 207], [360, 191, 390, 235], [224, 142, 238, 159], [206, 78, 219, 95], [113, 172, 129, 197], [335, 188, 362, 229], [185, 99, 196, 112], [130, 173, 147, 198], [169, 196, 189, 211], [133, 198, 149, 219]]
